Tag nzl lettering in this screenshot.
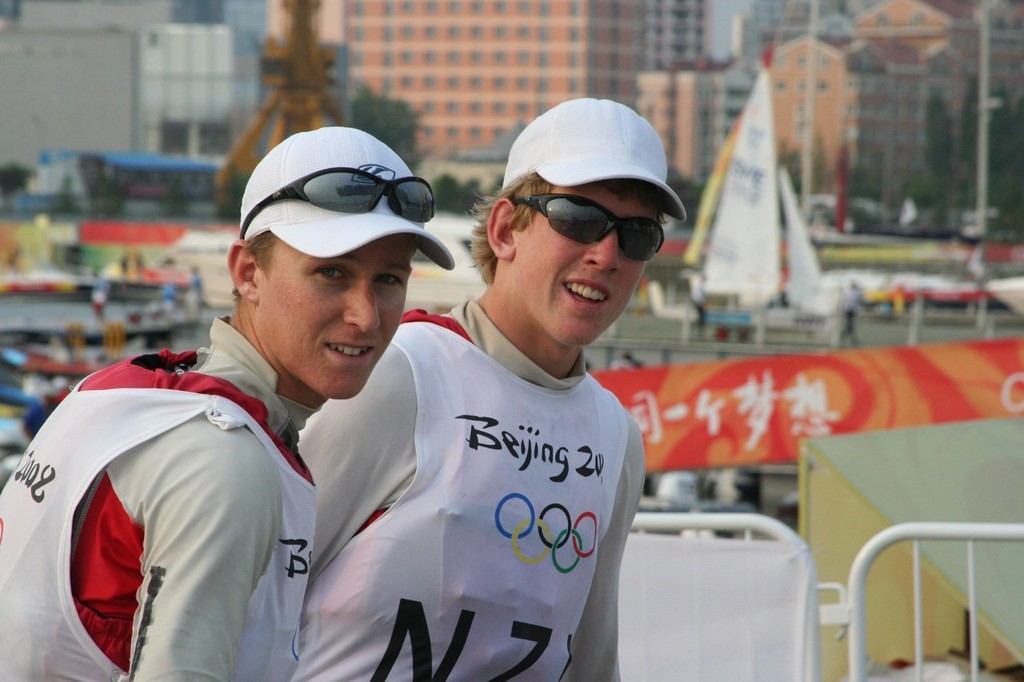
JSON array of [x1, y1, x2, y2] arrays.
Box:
[[279, 538, 311, 578], [10, 450, 57, 503], [456, 415, 604, 483], [372, 598, 572, 681]]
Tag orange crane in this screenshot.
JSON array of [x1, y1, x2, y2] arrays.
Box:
[[216, 0, 344, 199]]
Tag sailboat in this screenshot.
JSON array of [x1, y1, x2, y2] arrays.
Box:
[[687, 66, 839, 335]]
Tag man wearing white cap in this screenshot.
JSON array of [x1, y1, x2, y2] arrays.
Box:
[[295, 99, 685, 680], [0, 127, 453, 681]]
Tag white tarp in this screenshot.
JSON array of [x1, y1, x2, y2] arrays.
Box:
[[618, 532, 820, 681]]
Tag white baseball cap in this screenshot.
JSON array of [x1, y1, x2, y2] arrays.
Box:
[[240, 127, 455, 269], [502, 98, 686, 221]]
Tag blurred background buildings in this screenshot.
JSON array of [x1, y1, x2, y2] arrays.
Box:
[[0, 0, 1022, 230]]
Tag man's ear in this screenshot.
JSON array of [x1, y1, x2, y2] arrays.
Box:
[[227, 240, 260, 302], [487, 198, 519, 262]]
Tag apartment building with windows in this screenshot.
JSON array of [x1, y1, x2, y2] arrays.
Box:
[[642, 0, 709, 69], [637, 63, 754, 182], [340, 0, 644, 158]]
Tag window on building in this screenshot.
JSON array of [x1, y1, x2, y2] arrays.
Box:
[[494, 76, 506, 87], [470, 102, 482, 113], [449, 26, 460, 37], [425, 76, 437, 87], [199, 122, 229, 155], [518, 26, 530, 38], [494, 102, 506, 113], [517, 102, 530, 114], [494, 52, 507, 63], [448, 51, 460, 63], [447, 101, 459, 113], [518, 52, 530, 64], [470, 76, 483, 87], [448, 76, 459, 88], [472, 26, 484, 37], [426, 26, 437, 37], [425, 52, 437, 63], [402, 26, 414, 38], [517, 77, 529, 89], [161, 122, 188, 155], [472, 51, 483, 63], [447, 127, 458, 139], [495, 26, 508, 37]]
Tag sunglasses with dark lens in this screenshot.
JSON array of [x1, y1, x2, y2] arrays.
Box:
[[240, 166, 436, 238], [513, 194, 665, 261]]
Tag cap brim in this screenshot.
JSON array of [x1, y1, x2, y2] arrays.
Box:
[[537, 159, 687, 222], [266, 205, 455, 270]]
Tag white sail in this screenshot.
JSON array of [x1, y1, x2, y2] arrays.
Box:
[[702, 68, 780, 307], [780, 165, 834, 314]]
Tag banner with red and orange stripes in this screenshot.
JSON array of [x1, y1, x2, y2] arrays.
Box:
[[592, 338, 1024, 471]]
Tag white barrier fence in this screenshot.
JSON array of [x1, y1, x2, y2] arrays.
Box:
[[623, 513, 1024, 682]]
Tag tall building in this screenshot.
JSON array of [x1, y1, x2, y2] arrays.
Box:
[[340, 0, 644, 158], [643, 0, 709, 69]]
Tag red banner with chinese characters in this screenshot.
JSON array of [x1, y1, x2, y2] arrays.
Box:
[[591, 338, 1024, 471]]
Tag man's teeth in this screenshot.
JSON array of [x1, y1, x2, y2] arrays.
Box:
[[328, 344, 367, 356], [567, 283, 606, 301]]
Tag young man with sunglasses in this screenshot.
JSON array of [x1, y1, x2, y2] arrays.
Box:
[[294, 99, 685, 681], [0, 127, 453, 681]]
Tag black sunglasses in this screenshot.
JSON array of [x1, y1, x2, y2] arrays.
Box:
[[240, 166, 435, 238], [514, 194, 665, 261]]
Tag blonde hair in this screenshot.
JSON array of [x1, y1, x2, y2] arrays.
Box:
[[469, 173, 669, 284]]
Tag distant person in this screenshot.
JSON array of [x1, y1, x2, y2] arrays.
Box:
[[184, 265, 204, 323], [842, 281, 863, 346], [0, 127, 453, 681], [690, 273, 706, 329], [294, 98, 686, 680], [90, 273, 110, 321]]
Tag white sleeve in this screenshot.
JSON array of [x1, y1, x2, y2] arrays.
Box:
[[107, 415, 283, 681], [562, 416, 645, 682], [300, 343, 419, 582]]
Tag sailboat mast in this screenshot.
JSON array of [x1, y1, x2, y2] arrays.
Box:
[[975, 0, 991, 272], [800, 0, 820, 221]]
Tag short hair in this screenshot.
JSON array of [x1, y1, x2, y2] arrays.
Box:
[[469, 173, 668, 284], [232, 231, 277, 307]]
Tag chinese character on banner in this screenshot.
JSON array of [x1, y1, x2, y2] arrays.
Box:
[[733, 371, 778, 450], [783, 373, 840, 438]]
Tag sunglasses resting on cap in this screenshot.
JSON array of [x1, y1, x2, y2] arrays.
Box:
[[514, 194, 665, 261], [241, 166, 436, 239]]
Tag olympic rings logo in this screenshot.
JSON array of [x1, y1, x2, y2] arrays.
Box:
[[494, 492, 597, 574]]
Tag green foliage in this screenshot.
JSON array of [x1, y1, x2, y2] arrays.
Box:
[[432, 173, 482, 216], [0, 163, 31, 207], [348, 86, 422, 171]]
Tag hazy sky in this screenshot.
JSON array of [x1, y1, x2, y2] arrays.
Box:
[[709, 0, 756, 60]]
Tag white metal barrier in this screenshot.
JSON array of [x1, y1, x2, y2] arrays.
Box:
[[846, 522, 1024, 682], [626, 512, 821, 682], [626, 515, 1024, 682]]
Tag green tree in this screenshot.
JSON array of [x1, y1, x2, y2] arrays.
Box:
[[431, 173, 482, 216], [0, 163, 30, 211], [348, 86, 421, 171], [922, 91, 955, 227]]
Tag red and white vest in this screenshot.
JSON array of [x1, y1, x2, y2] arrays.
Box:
[[0, 352, 315, 681]]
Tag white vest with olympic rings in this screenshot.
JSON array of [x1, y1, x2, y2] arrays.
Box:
[[0, 388, 315, 682], [296, 321, 629, 681]]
